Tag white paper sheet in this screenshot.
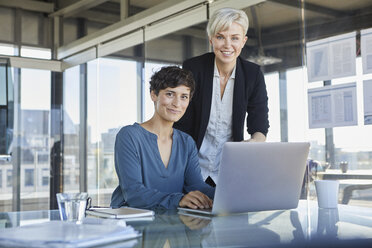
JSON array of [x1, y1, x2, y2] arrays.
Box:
[[308, 82, 358, 128], [306, 41, 329, 82], [306, 32, 356, 82], [363, 80, 372, 125], [361, 28, 372, 75], [0, 220, 140, 248]]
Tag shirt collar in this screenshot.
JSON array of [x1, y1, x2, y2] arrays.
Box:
[[213, 60, 236, 79]]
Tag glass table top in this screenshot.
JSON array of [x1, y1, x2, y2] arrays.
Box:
[[1, 200, 372, 247]]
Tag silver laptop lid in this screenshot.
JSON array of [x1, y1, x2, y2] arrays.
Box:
[[212, 142, 310, 215]]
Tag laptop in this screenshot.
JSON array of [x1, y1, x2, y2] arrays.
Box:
[[178, 142, 310, 216]]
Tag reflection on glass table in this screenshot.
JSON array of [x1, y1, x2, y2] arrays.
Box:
[[317, 169, 372, 180], [317, 169, 372, 205], [1, 200, 372, 247], [308, 201, 372, 245], [316, 208, 339, 239], [134, 201, 372, 248]]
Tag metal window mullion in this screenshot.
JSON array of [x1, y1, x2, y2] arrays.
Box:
[[78, 18, 88, 193], [323, 80, 335, 168], [11, 67, 21, 212], [79, 63, 87, 193], [279, 71, 288, 142], [11, 7, 22, 212], [50, 71, 63, 210], [137, 28, 145, 123]]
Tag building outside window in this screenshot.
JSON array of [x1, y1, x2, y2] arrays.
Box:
[[41, 168, 49, 186], [6, 169, 12, 188], [24, 169, 34, 187], [86, 58, 138, 206]]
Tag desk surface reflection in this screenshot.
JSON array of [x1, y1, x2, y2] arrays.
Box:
[[1, 200, 372, 247]]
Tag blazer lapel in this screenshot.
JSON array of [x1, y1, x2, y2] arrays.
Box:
[[199, 53, 215, 145]]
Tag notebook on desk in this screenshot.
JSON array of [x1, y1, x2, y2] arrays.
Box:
[[178, 142, 310, 216], [86, 207, 154, 219]]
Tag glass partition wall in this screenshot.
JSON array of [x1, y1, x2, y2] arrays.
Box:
[[303, 1, 372, 207], [0, 0, 372, 212], [86, 58, 138, 206]]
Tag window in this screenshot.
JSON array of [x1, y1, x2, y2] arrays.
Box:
[[0, 43, 15, 56], [6, 169, 11, 187], [41, 168, 49, 186], [38, 153, 49, 163], [86, 58, 138, 205], [20, 46, 51, 60], [18, 64, 51, 210], [24, 169, 34, 187], [63, 66, 80, 191]]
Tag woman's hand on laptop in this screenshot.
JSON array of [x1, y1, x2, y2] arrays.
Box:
[[179, 191, 213, 209]]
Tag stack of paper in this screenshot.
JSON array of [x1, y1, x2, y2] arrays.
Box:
[[0, 219, 140, 247]]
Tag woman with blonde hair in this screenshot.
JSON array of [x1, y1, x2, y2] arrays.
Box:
[[174, 8, 269, 187]]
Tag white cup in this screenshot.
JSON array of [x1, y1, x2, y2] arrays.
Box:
[[315, 180, 339, 208], [56, 192, 88, 224]]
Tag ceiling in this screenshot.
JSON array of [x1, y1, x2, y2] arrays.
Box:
[[54, 0, 372, 54], [0, 0, 371, 72], [85, 0, 372, 28]]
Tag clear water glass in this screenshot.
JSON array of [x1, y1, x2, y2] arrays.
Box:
[[56, 192, 88, 224]]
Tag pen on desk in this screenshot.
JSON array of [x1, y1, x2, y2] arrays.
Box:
[[85, 197, 111, 210]]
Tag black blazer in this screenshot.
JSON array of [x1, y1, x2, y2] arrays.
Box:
[[174, 53, 269, 149]]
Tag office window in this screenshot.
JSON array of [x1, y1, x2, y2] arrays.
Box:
[[64, 175, 71, 185], [19, 65, 51, 210], [20, 46, 51, 60], [331, 58, 372, 153], [6, 169, 11, 187], [0, 43, 15, 56], [301, 6, 372, 206], [41, 168, 49, 186], [24, 169, 34, 187], [63, 65, 80, 191], [38, 153, 49, 163], [87, 58, 138, 206]]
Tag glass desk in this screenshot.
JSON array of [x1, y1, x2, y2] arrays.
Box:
[[1, 200, 372, 247]]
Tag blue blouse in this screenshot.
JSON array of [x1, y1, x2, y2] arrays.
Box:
[[111, 123, 215, 209]]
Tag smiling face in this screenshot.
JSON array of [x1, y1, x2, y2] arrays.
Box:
[[151, 85, 191, 123], [209, 22, 247, 68]]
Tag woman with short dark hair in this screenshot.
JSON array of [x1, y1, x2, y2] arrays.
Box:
[[111, 66, 214, 209]]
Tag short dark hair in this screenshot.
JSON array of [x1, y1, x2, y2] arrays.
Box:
[[149, 66, 195, 97]]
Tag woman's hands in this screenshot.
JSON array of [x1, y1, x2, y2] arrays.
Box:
[[179, 191, 213, 209], [243, 132, 266, 142]]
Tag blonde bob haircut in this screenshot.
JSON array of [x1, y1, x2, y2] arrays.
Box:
[[207, 8, 249, 38]]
